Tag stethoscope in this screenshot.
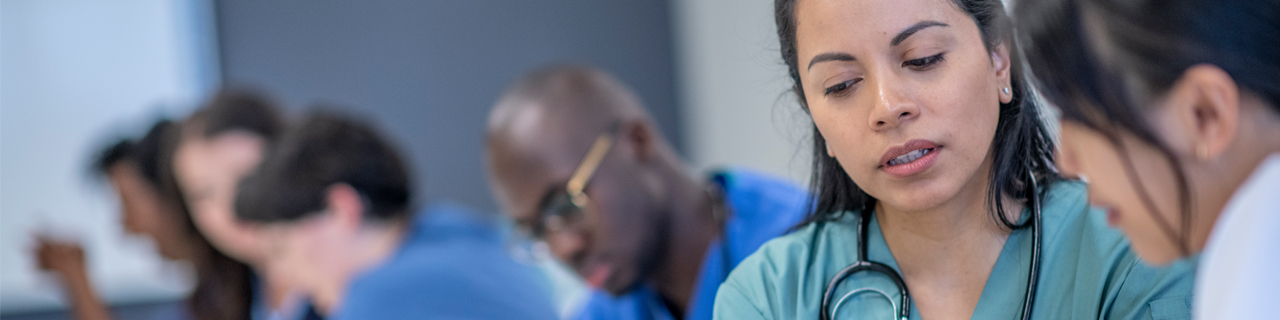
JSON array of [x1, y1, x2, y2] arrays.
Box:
[[819, 174, 1043, 320]]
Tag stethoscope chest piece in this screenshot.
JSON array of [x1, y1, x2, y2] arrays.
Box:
[[818, 173, 1042, 320]]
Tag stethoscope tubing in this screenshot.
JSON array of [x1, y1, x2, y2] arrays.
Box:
[[819, 174, 1042, 320]]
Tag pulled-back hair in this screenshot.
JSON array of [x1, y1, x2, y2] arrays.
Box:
[[187, 88, 285, 141], [1016, 0, 1280, 254]]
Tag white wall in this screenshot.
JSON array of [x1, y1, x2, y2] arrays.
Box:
[[0, 0, 217, 313], [672, 0, 813, 186]]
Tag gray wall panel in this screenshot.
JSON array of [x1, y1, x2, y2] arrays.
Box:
[[215, 1, 681, 212]]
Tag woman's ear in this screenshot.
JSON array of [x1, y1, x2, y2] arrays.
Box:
[[1156, 64, 1240, 161], [324, 183, 365, 230], [991, 43, 1013, 104]]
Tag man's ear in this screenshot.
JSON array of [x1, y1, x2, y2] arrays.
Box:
[[622, 119, 656, 163], [1158, 64, 1240, 160], [324, 183, 365, 230]]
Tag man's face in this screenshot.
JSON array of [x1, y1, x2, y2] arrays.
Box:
[[488, 123, 666, 295], [172, 131, 268, 263]]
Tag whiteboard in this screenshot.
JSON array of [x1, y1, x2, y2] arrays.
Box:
[[0, 0, 219, 314]]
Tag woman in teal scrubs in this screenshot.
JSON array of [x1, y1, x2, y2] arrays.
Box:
[[713, 0, 1196, 319]]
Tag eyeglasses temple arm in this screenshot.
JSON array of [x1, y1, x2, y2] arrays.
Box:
[[566, 133, 613, 194]]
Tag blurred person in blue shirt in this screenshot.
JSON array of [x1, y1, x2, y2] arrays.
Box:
[[234, 109, 558, 320], [485, 65, 810, 320]]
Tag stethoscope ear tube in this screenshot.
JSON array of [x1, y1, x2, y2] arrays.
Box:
[[1020, 172, 1043, 320]]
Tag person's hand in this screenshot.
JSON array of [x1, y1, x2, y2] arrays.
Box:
[[34, 237, 87, 278], [33, 236, 113, 320]]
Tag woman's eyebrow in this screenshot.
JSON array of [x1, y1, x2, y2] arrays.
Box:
[[891, 20, 949, 46], [806, 20, 951, 71], [807, 52, 856, 70]]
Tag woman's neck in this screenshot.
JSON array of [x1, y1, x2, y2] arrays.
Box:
[[875, 178, 1023, 320], [1188, 101, 1280, 252], [876, 194, 1018, 279]]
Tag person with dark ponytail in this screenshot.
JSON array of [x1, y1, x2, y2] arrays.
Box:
[[1017, 0, 1280, 318], [34, 119, 257, 320], [713, 0, 1195, 319]]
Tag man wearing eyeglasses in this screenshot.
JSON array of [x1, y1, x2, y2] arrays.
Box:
[[486, 65, 811, 320]]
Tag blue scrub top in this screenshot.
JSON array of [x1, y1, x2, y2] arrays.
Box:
[[574, 169, 811, 320], [330, 201, 559, 320], [714, 180, 1197, 319]]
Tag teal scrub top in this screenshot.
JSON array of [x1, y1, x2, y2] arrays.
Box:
[[713, 180, 1197, 320]]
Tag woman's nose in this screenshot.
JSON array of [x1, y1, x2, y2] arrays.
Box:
[[867, 77, 920, 131]]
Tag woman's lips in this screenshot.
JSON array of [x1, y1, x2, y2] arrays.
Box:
[[879, 139, 942, 178]]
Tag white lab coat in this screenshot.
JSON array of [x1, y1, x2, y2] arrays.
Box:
[[1194, 153, 1280, 320]]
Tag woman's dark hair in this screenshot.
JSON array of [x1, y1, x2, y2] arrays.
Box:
[[91, 139, 135, 179], [187, 88, 285, 141], [775, 0, 1059, 229], [93, 117, 255, 320], [152, 121, 256, 320], [1016, 0, 1280, 254], [236, 109, 412, 224], [170, 88, 287, 320], [91, 120, 172, 185]]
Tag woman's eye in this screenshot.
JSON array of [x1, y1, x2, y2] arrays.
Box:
[[823, 78, 861, 97], [903, 53, 945, 70]]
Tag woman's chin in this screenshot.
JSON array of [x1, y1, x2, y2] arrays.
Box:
[[871, 183, 959, 213]]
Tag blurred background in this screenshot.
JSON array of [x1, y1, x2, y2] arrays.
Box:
[[0, 0, 812, 318]]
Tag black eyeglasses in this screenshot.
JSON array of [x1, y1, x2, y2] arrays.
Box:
[[519, 121, 621, 241]]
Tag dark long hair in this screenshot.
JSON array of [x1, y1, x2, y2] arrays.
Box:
[[1016, 0, 1280, 255], [774, 0, 1059, 229], [163, 88, 286, 320], [154, 123, 256, 320], [94, 119, 255, 320]]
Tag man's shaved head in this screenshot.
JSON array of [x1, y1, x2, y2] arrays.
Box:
[[488, 65, 649, 159], [485, 65, 680, 295], [486, 65, 666, 209]]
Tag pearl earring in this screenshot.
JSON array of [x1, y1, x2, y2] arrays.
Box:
[[1002, 87, 1011, 95]]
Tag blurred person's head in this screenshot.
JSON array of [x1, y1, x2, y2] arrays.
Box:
[[773, 0, 1056, 227], [235, 110, 412, 313], [93, 120, 190, 259], [173, 89, 284, 265], [486, 65, 698, 295], [97, 118, 255, 320], [1018, 0, 1280, 263]]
